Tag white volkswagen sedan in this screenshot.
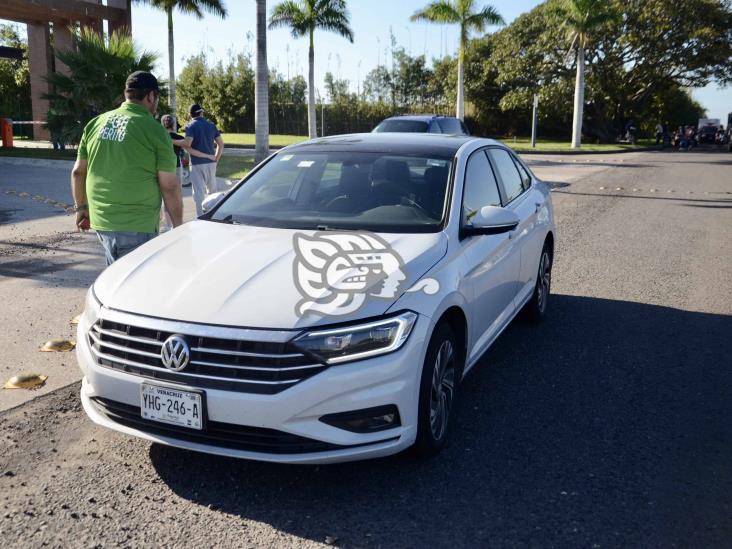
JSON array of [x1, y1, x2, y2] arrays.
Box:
[[77, 133, 555, 464]]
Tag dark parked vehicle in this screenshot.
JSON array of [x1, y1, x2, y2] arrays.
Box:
[[373, 115, 470, 135], [698, 125, 718, 145]]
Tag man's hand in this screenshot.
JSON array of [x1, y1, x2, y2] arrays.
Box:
[[75, 207, 90, 231], [158, 171, 183, 227]]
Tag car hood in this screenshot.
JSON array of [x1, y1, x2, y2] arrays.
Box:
[[94, 221, 447, 330]]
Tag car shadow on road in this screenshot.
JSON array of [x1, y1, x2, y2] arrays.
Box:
[[150, 294, 732, 547]]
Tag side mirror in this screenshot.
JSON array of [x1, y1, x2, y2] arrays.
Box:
[[201, 191, 226, 214], [461, 205, 520, 237]]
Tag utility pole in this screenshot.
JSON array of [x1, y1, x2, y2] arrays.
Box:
[[531, 94, 539, 149]]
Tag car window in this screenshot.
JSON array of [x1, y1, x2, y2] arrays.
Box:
[[373, 120, 429, 133], [488, 148, 525, 203], [461, 151, 501, 225], [460, 121, 470, 135], [437, 118, 463, 134], [511, 155, 532, 190], [429, 122, 442, 134]]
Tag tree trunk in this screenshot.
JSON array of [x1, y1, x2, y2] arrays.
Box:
[[167, 8, 176, 120], [456, 42, 465, 120], [571, 46, 585, 149], [254, 0, 269, 163], [307, 30, 317, 139]]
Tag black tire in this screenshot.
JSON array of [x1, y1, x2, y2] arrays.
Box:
[[523, 242, 553, 322], [414, 323, 462, 457]]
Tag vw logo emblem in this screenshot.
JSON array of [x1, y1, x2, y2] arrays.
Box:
[[160, 335, 190, 371]]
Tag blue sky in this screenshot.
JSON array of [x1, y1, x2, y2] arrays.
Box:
[[3, 0, 729, 122]]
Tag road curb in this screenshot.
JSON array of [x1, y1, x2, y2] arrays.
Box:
[[0, 380, 82, 415], [513, 146, 660, 155], [0, 156, 75, 168]]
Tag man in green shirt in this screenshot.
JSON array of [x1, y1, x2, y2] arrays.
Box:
[[71, 71, 183, 265]]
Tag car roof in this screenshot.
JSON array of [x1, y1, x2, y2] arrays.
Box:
[[284, 133, 495, 157], [381, 114, 459, 122]]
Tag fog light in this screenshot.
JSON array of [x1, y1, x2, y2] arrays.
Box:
[[320, 405, 401, 433]]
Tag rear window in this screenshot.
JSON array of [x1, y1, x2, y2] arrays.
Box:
[[436, 118, 464, 135], [373, 120, 429, 133]]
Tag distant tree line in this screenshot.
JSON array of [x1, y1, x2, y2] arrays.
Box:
[[175, 0, 730, 141], [14, 0, 731, 143]]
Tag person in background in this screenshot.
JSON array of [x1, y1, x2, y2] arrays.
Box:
[[161, 114, 215, 186], [159, 114, 216, 231], [662, 122, 671, 148], [655, 122, 663, 145], [183, 104, 225, 216], [71, 71, 182, 265]]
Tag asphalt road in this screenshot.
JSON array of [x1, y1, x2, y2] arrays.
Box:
[[1, 150, 731, 547]]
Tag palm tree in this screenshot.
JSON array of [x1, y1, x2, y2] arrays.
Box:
[[135, 0, 227, 119], [269, 0, 353, 139], [45, 28, 157, 144], [255, 0, 269, 163], [411, 0, 503, 121], [554, 0, 617, 149]]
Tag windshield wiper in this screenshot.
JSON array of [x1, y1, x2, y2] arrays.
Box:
[[210, 214, 238, 225], [316, 224, 356, 232]]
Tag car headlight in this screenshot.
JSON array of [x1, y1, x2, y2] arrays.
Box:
[[293, 311, 418, 364], [84, 285, 102, 325]]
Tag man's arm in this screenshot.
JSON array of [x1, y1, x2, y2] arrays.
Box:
[[175, 136, 193, 149], [71, 158, 89, 231], [173, 137, 216, 161], [158, 171, 183, 227], [214, 136, 225, 162]]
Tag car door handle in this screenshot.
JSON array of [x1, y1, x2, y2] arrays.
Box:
[[535, 202, 542, 213]]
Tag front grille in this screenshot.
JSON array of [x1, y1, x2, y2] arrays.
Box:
[[88, 319, 326, 394], [92, 398, 398, 454]]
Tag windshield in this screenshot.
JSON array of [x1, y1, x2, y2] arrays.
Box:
[[373, 120, 429, 133], [211, 151, 453, 232]]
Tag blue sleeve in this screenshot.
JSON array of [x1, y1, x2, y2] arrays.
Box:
[[185, 125, 194, 138]]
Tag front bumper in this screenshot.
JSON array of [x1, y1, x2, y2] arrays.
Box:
[[77, 310, 430, 464]]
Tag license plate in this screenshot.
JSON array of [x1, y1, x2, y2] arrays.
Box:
[[140, 383, 204, 430]]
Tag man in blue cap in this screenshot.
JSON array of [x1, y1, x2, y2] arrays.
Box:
[[183, 104, 225, 216]]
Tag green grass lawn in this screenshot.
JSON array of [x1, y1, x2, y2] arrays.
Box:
[[215, 155, 255, 180], [504, 137, 657, 152], [0, 135, 658, 175], [0, 147, 254, 181], [220, 133, 656, 153], [221, 133, 305, 148]]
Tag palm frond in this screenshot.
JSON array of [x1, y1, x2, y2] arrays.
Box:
[[132, 0, 226, 19], [410, 1, 461, 24], [269, 0, 310, 37], [316, 2, 354, 42], [464, 5, 504, 32]]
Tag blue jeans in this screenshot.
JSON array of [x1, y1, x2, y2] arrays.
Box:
[[97, 231, 156, 266]]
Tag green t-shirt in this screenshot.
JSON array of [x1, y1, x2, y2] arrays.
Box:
[[78, 101, 177, 233]]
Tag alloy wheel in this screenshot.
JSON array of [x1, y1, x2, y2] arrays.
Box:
[[429, 339, 455, 441], [537, 250, 552, 313]]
